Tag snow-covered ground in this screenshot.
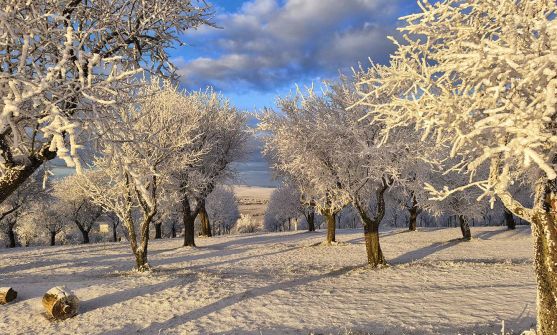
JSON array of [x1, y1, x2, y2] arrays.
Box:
[[0, 226, 535, 335]]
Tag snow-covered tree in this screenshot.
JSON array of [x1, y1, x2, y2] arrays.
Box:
[[205, 186, 240, 236], [0, 1, 213, 205], [24, 201, 68, 246], [171, 91, 249, 247], [264, 184, 305, 232], [0, 172, 44, 247], [80, 81, 203, 271], [234, 214, 263, 234], [259, 87, 353, 243], [354, 0, 557, 331], [53, 174, 103, 244], [14, 215, 39, 247], [261, 79, 430, 266]]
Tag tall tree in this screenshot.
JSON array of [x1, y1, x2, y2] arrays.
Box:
[[80, 80, 203, 271], [0, 1, 213, 204], [354, 0, 557, 331], [53, 175, 103, 244], [171, 91, 249, 247], [205, 186, 240, 236]]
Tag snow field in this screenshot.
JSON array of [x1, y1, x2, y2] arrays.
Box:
[[0, 226, 535, 334]]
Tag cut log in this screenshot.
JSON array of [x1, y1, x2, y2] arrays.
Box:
[[0, 287, 17, 304], [42, 287, 79, 320]]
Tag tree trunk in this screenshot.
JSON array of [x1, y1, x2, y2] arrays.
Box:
[[324, 211, 336, 243], [80, 229, 90, 244], [307, 209, 316, 232], [0, 287, 17, 305], [408, 194, 419, 231], [199, 202, 212, 237], [504, 207, 516, 230], [133, 247, 149, 271], [408, 207, 418, 231], [42, 287, 79, 320], [7, 226, 16, 248], [364, 222, 385, 267], [531, 209, 557, 335], [50, 231, 56, 246], [183, 214, 196, 247], [112, 223, 118, 242], [458, 215, 471, 241], [154, 222, 162, 239], [171, 223, 177, 238], [0, 146, 56, 205]]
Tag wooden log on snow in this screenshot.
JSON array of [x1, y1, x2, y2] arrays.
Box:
[[42, 287, 79, 320], [0, 287, 17, 304]]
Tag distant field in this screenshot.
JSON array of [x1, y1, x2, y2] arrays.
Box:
[[232, 185, 275, 225]]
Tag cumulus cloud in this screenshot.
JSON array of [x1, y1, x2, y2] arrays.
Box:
[[177, 0, 404, 92]]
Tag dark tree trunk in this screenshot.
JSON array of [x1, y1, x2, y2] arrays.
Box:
[[0, 145, 56, 205], [112, 223, 118, 242], [80, 229, 90, 244], [181, 193, 198, 247], [199, 202, 212, 237], [503, 207, 516, 230], [458, 215, 471, 241], [324, 211, 336, 243], [408, 208, 418, 231], [171, 223, 177, 238], [307, 209, 316, 232], [134, 247, 148, 271], [7, 226, 16, 248], [364, 222, 385, 267], [50, 231, 56, 246], [183, 214, 196, 247], [408, 194, 419, 231], [154, 222, 162, 239], [354, 179, 389, 267]]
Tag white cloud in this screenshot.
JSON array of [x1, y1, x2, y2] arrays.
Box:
[[177, 0, 404, 92]]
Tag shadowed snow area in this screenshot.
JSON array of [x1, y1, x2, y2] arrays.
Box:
[[0, 226, 535, 334]]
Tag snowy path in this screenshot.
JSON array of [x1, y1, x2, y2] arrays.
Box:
[[0, 226, 535, 334]]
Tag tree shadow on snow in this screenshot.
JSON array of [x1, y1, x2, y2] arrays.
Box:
[[100, 265, 362, 335], [80, 277, 190, 313], [389, 239, 464, 264]]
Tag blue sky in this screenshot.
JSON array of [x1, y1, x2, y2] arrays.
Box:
[[171, 0, 422, 111]]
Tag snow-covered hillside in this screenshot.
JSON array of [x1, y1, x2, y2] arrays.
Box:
[[0, 226, 535, 335]]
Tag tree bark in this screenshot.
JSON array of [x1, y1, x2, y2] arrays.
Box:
[[307, 209, 316, 232], [324, 211, 336, 243], [199, 201, 212, 237], [408, 194, 419, 231], [364, 222, 385, 267], [42, 287, 79, 320], [0, 287, 17, 305], [50, 231, 56, 246], [7, 226, 16, 248], [458, 215, 471, 240], [80, 229, 90, 244], [112, 223, 118, 242], [0, 145, 56, 205], [154, 222, 162, 239], [354, 179, 389, 267], [531, 210, 557, 335], [182, 193, 200, 247], [183, 214, 196, 247], [171, 223, 177, 238], [503, 207, 516, 230]]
